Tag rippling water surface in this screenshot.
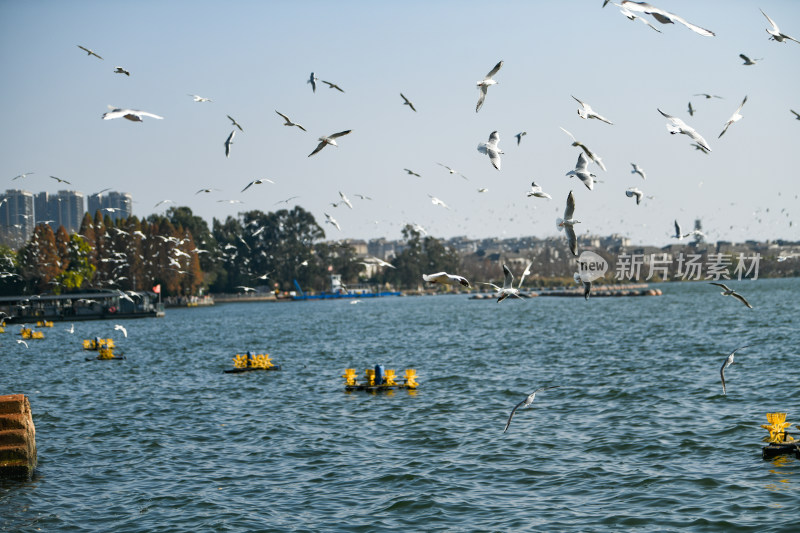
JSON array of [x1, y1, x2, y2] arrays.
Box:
[[2, 279, 799, 532]]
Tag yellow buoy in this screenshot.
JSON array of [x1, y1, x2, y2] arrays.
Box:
[[762, 413, 794, 443]]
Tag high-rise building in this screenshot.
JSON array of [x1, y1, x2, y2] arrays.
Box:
[[0, 189, 35, 247], [34, 192, 58, 228], [87, 191, 132, 222], [56, 190, 85, 233]]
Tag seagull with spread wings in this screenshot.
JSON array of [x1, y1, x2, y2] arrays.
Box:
[[761, 8, 800, 44], [718, 96, 747, 138], [477, 131, 503, 170], [479, 264, 524, 302], [103, 106, 163, 122], [423, 272, 471, 288], [619, 1, 715, 37], [77, 45, 103, 59], [400, 93, 417, 112], [503, 386, 559, 433], [227, 115, 244, 132], [658, 109, 711, 152], [308, 130, 351, 157], [241, 178, 274, 192], [720, 345, 751, 395], [224, 130, 235, 158], [275, 111, 306, 131], [557, 191, 580, 256], [572, 96, 614, 125], [560, 127, 606, 171], [527, 181, 552, 199], [709, 283, 753, 309], [476, 60, 503, 112], [321, 80, 345, 92], [565, 153, 596, 191]]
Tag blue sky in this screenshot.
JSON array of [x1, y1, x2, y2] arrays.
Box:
[[1, 0, 798, 246]]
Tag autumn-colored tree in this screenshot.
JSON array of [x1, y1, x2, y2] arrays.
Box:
[[17, 224, 63, 292]]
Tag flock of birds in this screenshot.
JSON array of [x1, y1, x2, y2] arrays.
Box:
[[9, 1, 798, 435]]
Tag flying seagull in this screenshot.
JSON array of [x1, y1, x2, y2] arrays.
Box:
[[527, 181, 552, 199], [503, 386, 560, 433], [574, 272, 592, 300], [479, 263, 523, 302], [50, 175, 71, 184], [338, 191, 353, 209], [114, 324, 127, 338], [227, 115, 244, 132], [611, 2, 662, 32], [102, 106, 163, 122], [12, 172, 34, 180], [241, 178, 274, 192], [428, 194, 450, 210], [687, 102, 695, 116], [718, 95, 747, 138], [188, 94, 212, 102], [709, 282, 753, 309], [153, 199, 173, 209], [436, 163, 468, 180], [515, 131, 527, 145], [224, 130, 235, 158], [324, 213, 341, 231], [321, 80, 345, 92], [658, 109, 711, 152], [572, 95, 614, 124], [477, 131, 503, 170], [559, 127, 606, 171], [113, 66, 130, 76], [422, 272, 471, 288], [619, 1, 715, 36], [404, 168, 421, 177], [625, 187, 644, 205], [307, 72, 318, 92], [557, 190, 580, 256], [77, 45, 103, 59], [476, 60, 503, 112], [17, 339, 28, 348], [630, 163, 646, 180], [275, 110, 307, 131], [308, 130, 351, 157], [400, 93, 417, 112], [195, 188, 217, 195], [738, 53, 762, 66], [694, 93, 723, 99], [760, 9, 800, 44], [565, 152, 596, 191], [720, 345, 751, 395]]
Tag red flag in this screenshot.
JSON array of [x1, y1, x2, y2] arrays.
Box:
[[152, 284, 161, 294]]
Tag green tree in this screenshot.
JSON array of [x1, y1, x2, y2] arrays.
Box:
[[56, 234, 96, 291]]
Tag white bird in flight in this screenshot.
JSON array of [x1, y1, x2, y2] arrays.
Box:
[[556, 190, 580, 256], [102, 106, 163, 122], [113, 66, 130, 76], [324, 213, 341, 231], [476, 60, 503, 112], [738, 54, 762, 66], [422, 272, 471, 288], [307, 72, 318, 92], [527, 181, 552, 199], [619, 1, 715, 37], [565, 152, 596, 191], [477, 131, 503, 170], [515, 131, 527, 145], [400, 93, 417, 112], [275, 110, 307, 131], [720, 345, 751, 395], [224, 130, 235, 158], [338, 191, 353, 209], [480, 263, 524, 302], [17, 339, 29, 348], [559, 127, 606, 171], [241, 178, 274, 192], [114, 324, 127, 338], [611, 2, 662, 32], [658, 109, 711, 152], [428, 194, 450, 210], [630, 163, 646, 180], [718, 95, 747, 138], [760, 9, 800, 44], [572, 95, 614, 125], [709, 283, 753, 309], [77, 45, 103, 59], [227, 115, 244, 132], [188, 94, 212, 102], [625, 187, 643, 205], [308, 130, 352, 157], [321, 80, 345, 92], [574, 272, 592, 300], [503, 386, 559, 433], [436, 163, 468, 180]]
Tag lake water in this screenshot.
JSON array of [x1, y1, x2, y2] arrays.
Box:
[[2, 278, 798, 532]]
